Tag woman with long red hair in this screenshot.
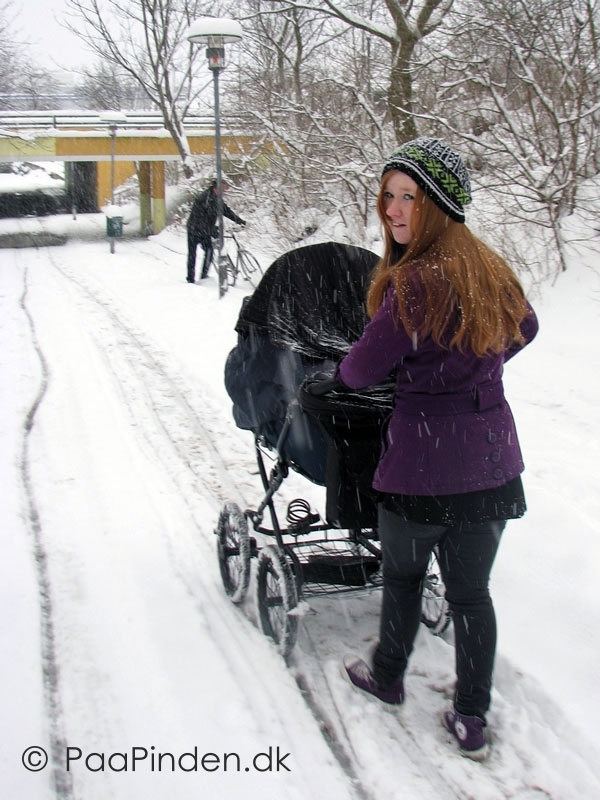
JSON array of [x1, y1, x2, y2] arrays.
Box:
[[339, 138, 539, 760]]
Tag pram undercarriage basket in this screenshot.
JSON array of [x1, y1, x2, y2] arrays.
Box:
[[218, 242, 450, 658]]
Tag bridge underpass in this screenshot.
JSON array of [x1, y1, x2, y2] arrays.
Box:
[[0, 112, 262, 233]]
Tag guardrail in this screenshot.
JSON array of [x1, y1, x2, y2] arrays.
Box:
[[0, 111, 225, 130]]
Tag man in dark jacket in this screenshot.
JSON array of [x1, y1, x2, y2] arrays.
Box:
[[186, 180, 245, 283]]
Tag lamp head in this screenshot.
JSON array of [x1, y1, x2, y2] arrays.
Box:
[[187, 17, 242, 70], [186, 17, 243, 45]]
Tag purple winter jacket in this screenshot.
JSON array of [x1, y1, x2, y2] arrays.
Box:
[[338, 288, 539, 496]]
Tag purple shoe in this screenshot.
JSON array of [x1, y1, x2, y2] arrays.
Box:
[[343, 656, 404, 705], [444, 709, 490, 761]]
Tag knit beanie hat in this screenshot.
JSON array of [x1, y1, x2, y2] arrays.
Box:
[[382, 137, 472, 223]]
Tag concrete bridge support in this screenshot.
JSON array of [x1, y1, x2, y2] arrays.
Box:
[[151, 161, 166, 234], [138, 161, 166, 234], [138, 162, 152, 234]]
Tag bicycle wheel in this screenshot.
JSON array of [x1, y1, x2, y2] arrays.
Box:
[[237, 249, 263, 288], [223, 254, 237, 287]]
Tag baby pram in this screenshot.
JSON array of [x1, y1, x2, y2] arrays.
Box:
[[219, 242, 449, 658]]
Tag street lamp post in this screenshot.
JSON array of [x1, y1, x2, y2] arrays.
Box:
[[186, 17, 243, 297], [109, 122, 117, 198], [99, 111, 127, 254]]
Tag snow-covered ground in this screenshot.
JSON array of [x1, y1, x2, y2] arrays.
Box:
[[1, 205, 599, 800], [0, 162, 64, 192]]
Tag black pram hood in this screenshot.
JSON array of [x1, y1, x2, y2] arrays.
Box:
[[225, 242, 382, 484], [235, 241, 380, 360]]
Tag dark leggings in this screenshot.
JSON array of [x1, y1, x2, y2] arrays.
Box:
[[373, 506, 505, 720]]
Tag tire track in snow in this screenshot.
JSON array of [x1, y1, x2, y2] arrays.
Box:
[[45, 256, 245, 503], [41, 249, 466, 800], [20, 245, 526, 800], [14, 227, 600, 800], [294, 619, 465, 800], [19, 265, 74, 800], [32, 242, 562, 800], [40, 251, 371, 799], [44, 244, 549, 800]]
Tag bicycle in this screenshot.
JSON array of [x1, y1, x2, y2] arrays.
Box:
[[222, 230, 263, 289]]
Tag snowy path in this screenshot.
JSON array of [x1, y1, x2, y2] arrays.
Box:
[[2, 223, 600, 800], [5, 246, 357, 800]]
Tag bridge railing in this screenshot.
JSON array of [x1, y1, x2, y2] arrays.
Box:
[[0, 111, 228, 130]]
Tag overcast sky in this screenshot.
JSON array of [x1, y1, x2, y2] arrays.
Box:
[[20, 0, 91, 72]]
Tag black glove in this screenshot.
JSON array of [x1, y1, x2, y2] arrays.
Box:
[[305, 376, 344, 396]]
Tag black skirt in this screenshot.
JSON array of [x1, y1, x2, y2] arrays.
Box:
[[380, 475, 526, 526]]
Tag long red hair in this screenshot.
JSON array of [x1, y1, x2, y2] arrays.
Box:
[[367, 180, 529, 357]]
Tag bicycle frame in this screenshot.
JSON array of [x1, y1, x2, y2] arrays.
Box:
[[222, 230, 263, 288]]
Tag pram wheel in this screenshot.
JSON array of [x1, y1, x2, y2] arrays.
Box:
[[420, 549, 451, 635], [216, 502, 251, 604], [256, 545, 299, 658]]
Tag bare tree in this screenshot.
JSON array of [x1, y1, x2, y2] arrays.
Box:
[[228, 1, 401, 243], [221, 0, 465, 245], [52, 0, 597, 283], [17, 66, 60, 110], [420, 0, 600, 278], [63, 0, 222, 175], [260, 0, 456, 142], [0, 2, 69, 109], [0, 1, 27, 106], [76, 62, 147, 110], [233, 4, 362, 210]]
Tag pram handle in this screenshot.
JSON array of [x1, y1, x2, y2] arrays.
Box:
[[303, 376, 344, 396]]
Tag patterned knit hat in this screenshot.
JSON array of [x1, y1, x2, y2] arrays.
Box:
[[382, 137, 472, 223]]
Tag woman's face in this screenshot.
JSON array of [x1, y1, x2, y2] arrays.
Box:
[[382, 171, 418, 245]]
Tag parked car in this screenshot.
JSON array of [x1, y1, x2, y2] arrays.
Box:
[[0, 162, 67, 218]]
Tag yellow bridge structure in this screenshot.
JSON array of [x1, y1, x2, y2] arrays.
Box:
[[0, 111, 263, 233]]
